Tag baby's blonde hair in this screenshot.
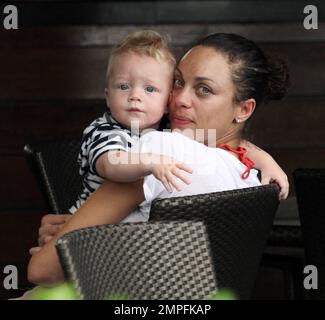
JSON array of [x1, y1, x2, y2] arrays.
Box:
[[106, 30, 176, 82]]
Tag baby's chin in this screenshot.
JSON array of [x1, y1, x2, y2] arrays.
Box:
[[127, 119, 158, 134]]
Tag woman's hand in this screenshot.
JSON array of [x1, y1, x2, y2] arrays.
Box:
[[147, 154, 193, 193], [29, 214, 72, 255], [28, 180, 145, 285], [38, 214, 72, 246]]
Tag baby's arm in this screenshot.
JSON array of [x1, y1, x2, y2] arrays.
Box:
[[96, 150, 193, 192], [242, 141, 289, 200]]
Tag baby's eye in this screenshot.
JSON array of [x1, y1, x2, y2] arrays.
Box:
[[174, 79, 184, 88], [145, 86, 157, 93], [119, 84, 129, 90], [197, 86, 211, 95]]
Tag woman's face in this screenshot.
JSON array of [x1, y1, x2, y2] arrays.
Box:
[[170, 45, 239, 144]]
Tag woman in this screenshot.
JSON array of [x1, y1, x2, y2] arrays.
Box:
[[28, 33, 290, 285]]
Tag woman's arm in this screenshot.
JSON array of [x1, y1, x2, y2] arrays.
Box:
[[27, 179, 145, 286]]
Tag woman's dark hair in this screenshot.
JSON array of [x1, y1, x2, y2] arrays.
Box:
[[195, 33, 290, 108]]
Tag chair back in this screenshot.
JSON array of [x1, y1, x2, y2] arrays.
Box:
[[267, 196, 302, 247], [293, 168, 325, 299], [149, 184, 280, 299], [24, 139, 82, 213], [56, 221, 218, 300]]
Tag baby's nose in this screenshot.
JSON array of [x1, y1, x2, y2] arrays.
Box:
[[129, 88, 142, 101]]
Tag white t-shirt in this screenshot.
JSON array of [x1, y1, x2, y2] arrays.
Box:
[[121, 131, 261, 223]]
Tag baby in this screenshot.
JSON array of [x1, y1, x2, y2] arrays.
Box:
[[70, 30, 193, 212]]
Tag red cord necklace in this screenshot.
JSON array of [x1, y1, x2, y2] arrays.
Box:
[[218, 143, 255, 179]]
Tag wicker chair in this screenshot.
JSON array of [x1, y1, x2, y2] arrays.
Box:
[[149, 184, 280, 299], [261, 195, 304, 300], [24, 139, 82, 213], [56, 221, 218, 300], [293, 168, 325, 299], [24, 139, 279, 298]]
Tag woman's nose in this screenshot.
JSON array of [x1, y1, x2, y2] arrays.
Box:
[[172, 88, 192, 109]]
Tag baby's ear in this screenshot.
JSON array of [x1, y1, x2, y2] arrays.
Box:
[[165, 92, 172, 113], [104, 88, 110, 109]]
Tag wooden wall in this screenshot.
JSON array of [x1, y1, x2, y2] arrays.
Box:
[[0, 1, 324, 299]]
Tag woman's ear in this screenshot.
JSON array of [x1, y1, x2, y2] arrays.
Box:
[[234, 98, 256, 123]]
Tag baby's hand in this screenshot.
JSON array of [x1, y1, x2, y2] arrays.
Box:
[[148, 154, 193, 193], [261, 167, 289, 200]]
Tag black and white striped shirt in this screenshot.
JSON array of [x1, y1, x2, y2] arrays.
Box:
[[69, 112, 139, 213]]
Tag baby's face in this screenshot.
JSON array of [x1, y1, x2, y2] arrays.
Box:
[[106, 52, 173, 131]]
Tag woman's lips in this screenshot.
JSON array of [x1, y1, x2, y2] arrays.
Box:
[[172, 116, 193, 126]]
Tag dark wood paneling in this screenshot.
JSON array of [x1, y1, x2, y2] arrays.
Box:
[[206, 23, 325, 43], [0, 47, 108, 99], [157, 1, 325, 23], [1, 24, 324, 99], [249, 95, 325, 148], [266, 147, 325, 196], [267, 148, 325, 172], [260, 43, 325, 96], [2, 24, 325, 49], [0, 211, 42, 260], [1, 43, 325, 99], [0, 100, 104, 154], [0, 156, 46, 211], [3, 1, 324, 27], [3, 2, 156, 27]]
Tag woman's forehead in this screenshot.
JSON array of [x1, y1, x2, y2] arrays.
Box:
[[177, 46, 231, 81]]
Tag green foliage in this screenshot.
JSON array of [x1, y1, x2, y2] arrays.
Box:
[[30, 282, 80, 300], [104, 293, 134, 300], [29, 283, 236, 301], [208, 289, 237, 300]]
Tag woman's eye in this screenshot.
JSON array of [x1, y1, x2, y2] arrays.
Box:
[[119, 84, 129, 90], [145, 86, 156, 93], [198, 86, 211, 95], [174, 79, 184, 88]]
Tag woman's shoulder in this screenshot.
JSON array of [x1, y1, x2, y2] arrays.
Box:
[[136, 130, 199, 157], [140, 130, 184, 143]]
